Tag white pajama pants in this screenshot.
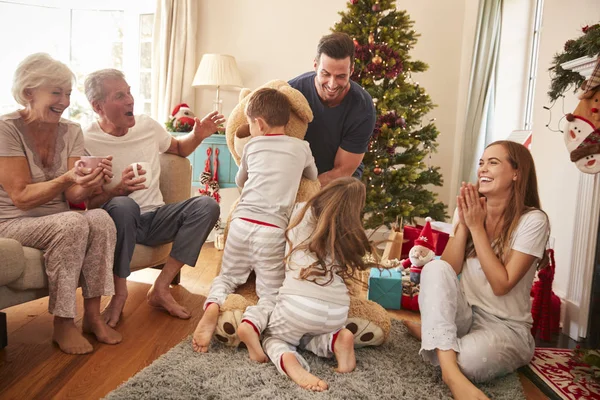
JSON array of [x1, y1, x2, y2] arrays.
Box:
[[262, 294, 349, 375], [204, 218, 286, 332], [418, 260, 535, 382]]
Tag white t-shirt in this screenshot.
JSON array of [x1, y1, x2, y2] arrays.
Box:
[[83, 115, 172, 213], [232, 135, 317, 229], [278, 203, 350, 306], [451, 208, 549, 324]]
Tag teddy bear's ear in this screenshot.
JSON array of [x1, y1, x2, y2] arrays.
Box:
[[239, 88, 252, 103], [236, 123, 251, 139], [279, 86, 314, 124]]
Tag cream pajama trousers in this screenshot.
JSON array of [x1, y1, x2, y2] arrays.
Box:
[[418, 260, 535, 382], [0, 210, 116, 318], [262, 294, 349, 375], [204, 218, 286, 332]]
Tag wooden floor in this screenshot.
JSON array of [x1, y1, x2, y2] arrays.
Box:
[[0, 244, 547, 399]]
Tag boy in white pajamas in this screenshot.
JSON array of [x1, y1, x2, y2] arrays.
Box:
[[192, 87, 318, 360]]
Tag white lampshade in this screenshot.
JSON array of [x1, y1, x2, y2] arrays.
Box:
[[192, 54, 243, 88]]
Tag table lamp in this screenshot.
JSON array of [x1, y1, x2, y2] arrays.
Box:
[[192, 54, 244, 113]]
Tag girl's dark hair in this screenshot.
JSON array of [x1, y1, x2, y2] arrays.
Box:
[[285, 177, 377, 286]]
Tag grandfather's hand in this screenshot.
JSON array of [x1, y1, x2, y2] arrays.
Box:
[[457, 182, 486, 231], [192, 111, 226, 141], [110, 164, 148, 196]]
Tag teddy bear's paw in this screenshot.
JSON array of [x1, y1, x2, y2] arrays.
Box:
[[214, 309, 244, 347], [345, 317, 386, 348]]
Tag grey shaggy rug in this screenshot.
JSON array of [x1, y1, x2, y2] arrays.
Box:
[[105, 320, 525, 400]]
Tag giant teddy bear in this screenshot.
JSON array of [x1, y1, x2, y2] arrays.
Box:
[[210, 79, 391, 348]]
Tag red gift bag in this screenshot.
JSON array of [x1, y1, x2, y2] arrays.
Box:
[[401, 226, 439, 259], [416, 224, 450, 256]]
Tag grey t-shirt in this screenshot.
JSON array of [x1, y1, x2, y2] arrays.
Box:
[[0, 111, 85, 219]]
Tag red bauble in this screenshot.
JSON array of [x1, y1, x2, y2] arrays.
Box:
[[350, 0, 358, 4], [372, 2, 381, 11], [374, 167, 383, 175], [372, 55, 383, 65]]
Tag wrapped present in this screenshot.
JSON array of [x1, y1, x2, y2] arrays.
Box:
[[402, 225, 440, 259], [367, 268, 402, 310], [401, 277, 420, 312]]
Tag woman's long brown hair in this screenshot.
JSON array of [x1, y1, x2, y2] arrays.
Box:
[[465, 140, 549, 268], [285, 177, 378, 286]]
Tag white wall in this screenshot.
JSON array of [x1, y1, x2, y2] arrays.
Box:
[[531, 0, 600, 297], [193, 0, 475, 217]]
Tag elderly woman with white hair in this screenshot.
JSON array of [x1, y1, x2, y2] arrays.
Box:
[[0, 53, 121, 354]]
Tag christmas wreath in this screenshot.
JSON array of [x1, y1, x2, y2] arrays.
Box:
[[549, 23, 600, 101], [352, 43, 403, 82]]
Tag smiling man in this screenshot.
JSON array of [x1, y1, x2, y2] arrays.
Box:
[[289, 32, 376, 187], [81, 69, 222, 327]]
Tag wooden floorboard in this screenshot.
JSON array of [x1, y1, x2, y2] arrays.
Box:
[[0, 244, 546, 399]]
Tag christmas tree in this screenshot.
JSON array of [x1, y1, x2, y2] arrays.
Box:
[[333, 0, 447, 229]]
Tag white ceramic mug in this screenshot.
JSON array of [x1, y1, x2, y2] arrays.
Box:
[[130, 162, 152, 189]]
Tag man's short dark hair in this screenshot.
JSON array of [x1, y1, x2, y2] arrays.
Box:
[[245, 88, 291, 128], [315, 32, 355, 65]]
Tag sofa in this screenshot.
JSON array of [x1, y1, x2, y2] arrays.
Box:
[[0, 153, 192, 348]]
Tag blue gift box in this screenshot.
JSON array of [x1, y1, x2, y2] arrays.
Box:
[[367, 268, 402, 310]]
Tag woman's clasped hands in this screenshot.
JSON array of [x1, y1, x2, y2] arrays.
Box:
[[457, 182, 486, 231]]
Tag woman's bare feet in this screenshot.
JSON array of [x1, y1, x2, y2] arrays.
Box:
[[281, 352, 328, 391], [52, 317, 93, 355], [192, 303, 219, 352], [443, 370, 490, 400], [102, 294, 127, 328], [147, 285, 190, 319], [237, 322, 267, 363], [333, 328, 356, 373], [403, 320, 422, 340], [82, 314, 122, 345]]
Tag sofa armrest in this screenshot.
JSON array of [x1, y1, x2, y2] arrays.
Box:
[[0, 238, 26, 287], [159, 153, 192, 204]]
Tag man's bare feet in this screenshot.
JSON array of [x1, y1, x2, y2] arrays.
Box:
[[281, 352, 328, 391], [82, 314, 122, 345], [52, 317, 93, 355], [237, 321, 267, 363], [147, 285, 190, 319], [403, 320, 422, 340], [102, 294, 127, 328], [192, 303, 219, 353], [333, 328, 356, 373], [443, 371, 490, 400]]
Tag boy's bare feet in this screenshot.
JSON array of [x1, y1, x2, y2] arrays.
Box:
[[333, 328, 356, 373], [403, 320, 422, 340], [102, 294, 127, 328], [192, 303, 219, 352], [443, 371, 490, 400], [281, 352, 328, 392], [237, 321, 267, 363], [82, 314, 122, 345], [52, 317, 93, 355], [147, 285, 190, 319]]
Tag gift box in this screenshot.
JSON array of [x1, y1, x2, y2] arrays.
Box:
[[367, 268, 402, 310]]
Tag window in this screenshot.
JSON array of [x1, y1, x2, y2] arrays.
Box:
[[523, 0, 544, 130], [0, 0, 155, 127]]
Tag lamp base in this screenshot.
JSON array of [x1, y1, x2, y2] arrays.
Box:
[[213, 99, 223, 114]]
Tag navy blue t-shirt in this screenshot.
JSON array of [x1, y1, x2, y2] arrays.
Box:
[[288, 72, 375, 177]]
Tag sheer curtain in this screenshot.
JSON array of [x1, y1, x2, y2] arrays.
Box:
[[151, 0, 198, 123], [459, 0, 503, 184]]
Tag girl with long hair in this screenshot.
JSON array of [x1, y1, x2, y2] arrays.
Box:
[[260, 177, 376, 391], [406, 141, 550, 399]]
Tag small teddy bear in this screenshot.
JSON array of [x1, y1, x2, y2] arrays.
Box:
[[169, 103, 196, 131]]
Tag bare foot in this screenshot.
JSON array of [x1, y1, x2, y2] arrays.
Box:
[[192, 303, 219, 353], [102, 294, 127, 328], [281, 352, 328, 392], [403, 320, 422, 340], [443, 371, 490, 400], [82, 314, 122, 345], [237, 322, 267, 363], [333, 328, 356, 373], [52, 317, 93, 355], [147, 285, 190, 319]]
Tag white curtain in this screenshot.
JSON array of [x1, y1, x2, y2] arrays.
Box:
[[151, 0, 198, 123], [459, 0, 503, 184]]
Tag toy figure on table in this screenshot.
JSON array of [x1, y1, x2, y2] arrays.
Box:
[[400, 217, 436, 285]]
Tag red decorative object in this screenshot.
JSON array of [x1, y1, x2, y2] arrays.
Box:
[[373, 111, 406, 138], [350, 0, 358, 4], [525, 348, 600, 399], [373, 167, 382, 175], [372, 55, 383, 65], [352, 43, 403, 81], [530, 249, 561, 341], [372, 2, 380, 12]]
